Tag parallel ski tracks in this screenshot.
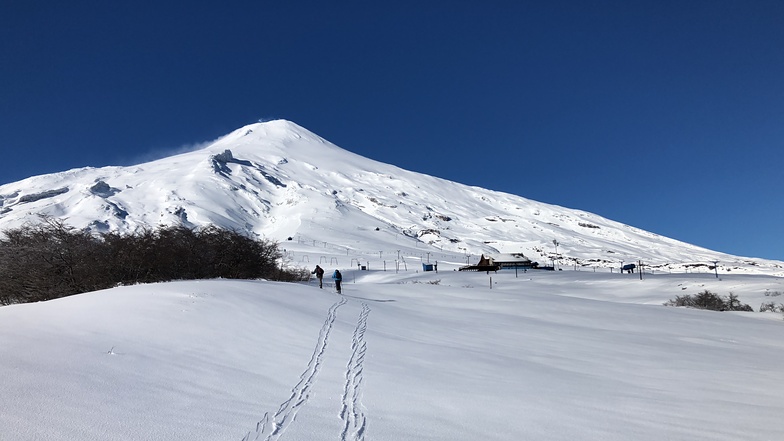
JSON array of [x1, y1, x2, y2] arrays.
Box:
[[242, 297, 372, 441], [340, 302, 370, 441]]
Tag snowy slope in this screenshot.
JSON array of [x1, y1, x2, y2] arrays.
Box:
[[2, 270, 784, 441], [0, 120, 781, 275]]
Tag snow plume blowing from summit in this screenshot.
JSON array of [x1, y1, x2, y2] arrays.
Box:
[[128, 140, 215, 166], [0, 119, 781, 275]]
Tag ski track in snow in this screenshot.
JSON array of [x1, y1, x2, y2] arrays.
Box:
[[340, 302, 370, 441], [243, 297, 348, 441]]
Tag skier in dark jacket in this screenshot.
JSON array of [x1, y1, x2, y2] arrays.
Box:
[[312, 265, 325, 288], [332, 269, 342, 294]]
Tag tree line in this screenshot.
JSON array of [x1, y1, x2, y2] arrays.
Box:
[[0, 218, 307, 305]]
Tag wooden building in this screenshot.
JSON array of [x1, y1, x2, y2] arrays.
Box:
[[459, 253, 538, 272]]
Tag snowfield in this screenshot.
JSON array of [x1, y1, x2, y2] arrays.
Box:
[[2, 263, 783, 441]]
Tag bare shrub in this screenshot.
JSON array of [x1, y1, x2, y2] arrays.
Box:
[[410, 279, 441, 285], [693, 290, 726, 310], [760, 302, 784, 313], [665, 290, 752, 312], [0, 218, 299, 305], [725, 292, 754, 312], [664, 295, 696, 308], [0, 218, 105, 303]]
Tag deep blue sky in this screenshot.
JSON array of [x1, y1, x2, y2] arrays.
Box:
[[2, 1, 783, 260]]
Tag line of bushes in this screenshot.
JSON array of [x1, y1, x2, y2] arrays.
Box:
[[0, 218, 307, 305], [665, 289, 753, 312]]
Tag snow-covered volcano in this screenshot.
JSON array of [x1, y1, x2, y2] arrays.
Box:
[[0, 120, 780, 274]]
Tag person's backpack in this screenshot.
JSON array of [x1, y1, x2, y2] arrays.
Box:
[[333, 270, 342, 281], [316, 267, 324, 277]]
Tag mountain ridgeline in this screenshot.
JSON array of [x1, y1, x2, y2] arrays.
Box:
[[0, 120, 780, 275]]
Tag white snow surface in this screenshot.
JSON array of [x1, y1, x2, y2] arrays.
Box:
[[0, 119, 781, 274], [2, 266, 784, 441], [2, 120, 784, 440]]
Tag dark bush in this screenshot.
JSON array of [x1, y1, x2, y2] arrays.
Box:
[[666, 295, 696, 308], [0, 218, 104, 303], [760, 301, 784, 313], [693, 290, 727, 310], [664, 289, 753, 312], [0, 218, 302, 305], [725, 292, 754, 312]]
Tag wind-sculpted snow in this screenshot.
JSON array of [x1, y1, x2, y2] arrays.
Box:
[[0, 119, 780, 274]]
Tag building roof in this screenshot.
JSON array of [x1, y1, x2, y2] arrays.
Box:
[[487, 253, 532, 263]]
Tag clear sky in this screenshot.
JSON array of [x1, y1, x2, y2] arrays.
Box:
[[1, 1, 782, 260]]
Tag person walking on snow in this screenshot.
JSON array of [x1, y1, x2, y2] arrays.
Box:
[[332, 269, 342, 294], [312, 265, 325, 288]]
